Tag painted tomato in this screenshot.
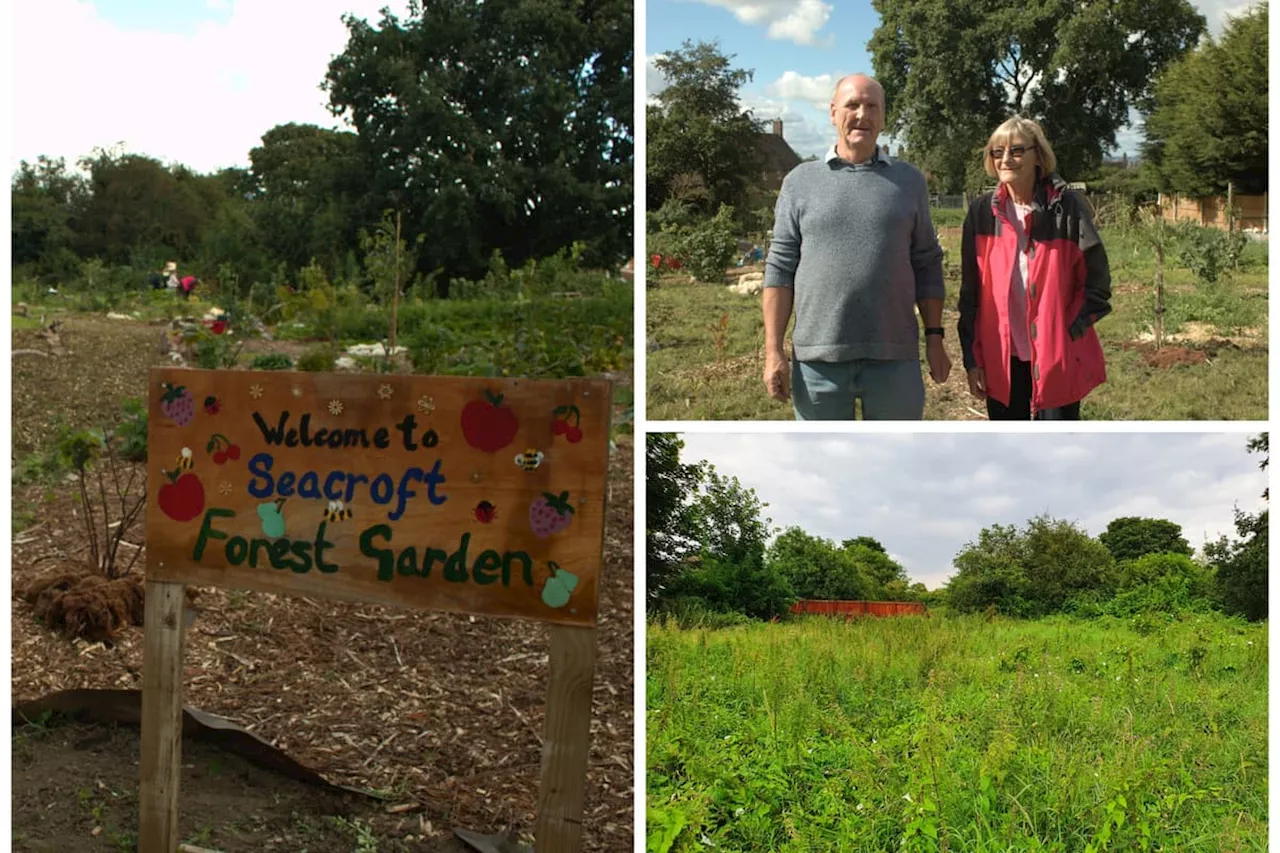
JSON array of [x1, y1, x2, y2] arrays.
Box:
[[461, 391, 519, 453]]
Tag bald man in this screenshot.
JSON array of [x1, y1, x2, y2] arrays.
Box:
[[762, 74, 949, 420]]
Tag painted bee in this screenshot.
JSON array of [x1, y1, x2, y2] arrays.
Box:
[[514, 448, 545, 471], [175, 447, 195, 472], [322, 500, 353, 523]]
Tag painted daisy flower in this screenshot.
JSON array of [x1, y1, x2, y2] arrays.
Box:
[[328, 399, 344, 416], [417, 395, 435, 414], [249, 384, 264, 399], [378, 384, 394, 400]]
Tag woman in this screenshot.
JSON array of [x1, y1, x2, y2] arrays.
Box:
[[957, 117, 1111, 420]]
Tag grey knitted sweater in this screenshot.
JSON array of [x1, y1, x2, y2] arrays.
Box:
[[764, 151, 945, 363]]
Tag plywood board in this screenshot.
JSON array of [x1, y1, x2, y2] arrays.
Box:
[[146, 369, 610, 626]]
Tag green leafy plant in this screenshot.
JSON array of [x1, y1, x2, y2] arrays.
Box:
[[250, 353, 294, 370], [296, 345, 338, 372], [116, 398, 148, 462]]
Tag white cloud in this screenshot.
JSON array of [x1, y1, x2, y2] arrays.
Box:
[[764, 71, 837, 106], [693, 0, 833, 46], [11, 0, 408, 175], [1192, 0, 1263, 34]]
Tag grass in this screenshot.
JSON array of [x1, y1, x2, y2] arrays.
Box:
[[647, 613, 1267, 853], [645, 222, 1268, 420]]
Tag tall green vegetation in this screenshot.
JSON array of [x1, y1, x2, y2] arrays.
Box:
[[648, 614, 1267, 852], [868, 0, 1206, 190], [1206, 432, 1268, 621], [1142, 3, 1268, 196]]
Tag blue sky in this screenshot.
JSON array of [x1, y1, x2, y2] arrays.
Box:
[[647, 0, 1262, 163], [676, 432, 1266, 591], [10, 0, 413, 175]]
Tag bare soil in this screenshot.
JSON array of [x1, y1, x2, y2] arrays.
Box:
[[12, 314, 635, 852]]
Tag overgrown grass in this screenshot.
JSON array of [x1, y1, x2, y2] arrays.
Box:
[[648, 613, 1267, 852], [646, 224, 1267, 420]]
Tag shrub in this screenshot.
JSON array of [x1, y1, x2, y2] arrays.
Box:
[[296, 345, 338, 372], [250, 353, 294, 371], [116, 398, 148, 462], [669, 205, 739, 283]]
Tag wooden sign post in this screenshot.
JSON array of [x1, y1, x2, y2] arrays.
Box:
[[142, 368, 611, 853]]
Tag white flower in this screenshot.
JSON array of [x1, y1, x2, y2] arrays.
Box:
[[378, 384, 394, 400], [856, 803, 864, 812], [734, 807, 744, 818], [417, 395, 435, 414], [1247, 641, 1254, 646], [219, 481, 233, 495], [249, 384, 264, 399], [902, 793, 913, 803], [328, 399, 344, 416]]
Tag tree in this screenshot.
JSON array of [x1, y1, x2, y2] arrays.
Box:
[[767, 527, 875, 601], [1208, 432, 1268, 621], [842, 537, 908, 590], [1099, 517, 1193, 563], [645, 433, 702, 610], [843, 536, 887, 554], [324, 0, 633, 288], [947, 516, 1115, 616], [1143, 4, 1268, 196], [11, 156, 85, 279], [247, 123, 368, 280], [647, 40, 763, 215], [869, 0, 1206, 191]]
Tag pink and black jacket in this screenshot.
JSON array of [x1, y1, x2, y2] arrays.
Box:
[[957, 172, 1111, 411]]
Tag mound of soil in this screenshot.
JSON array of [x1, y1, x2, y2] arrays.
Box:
[[1116, 340, 1237, 368]]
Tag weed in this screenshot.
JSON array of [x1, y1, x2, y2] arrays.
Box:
[[251, 352, 295, 370]]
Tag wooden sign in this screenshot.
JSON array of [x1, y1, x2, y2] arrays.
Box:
[[145, 369, 611, 626], [140, 368, 611, 853]]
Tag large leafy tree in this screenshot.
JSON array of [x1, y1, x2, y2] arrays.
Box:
[[324, 0, 633, 288], [11, 156, 86, 277], [869, 0, 1206, 191], [647, 40, 763, 214], [1143, 4, 1268, 196], [247, 123, 368, 279], [645, 433, 702, 610], [72, 148, 226, 265], [1099, 517, 1193, 563], [947, 516, 1115, 616], [769, 528, 881, 601]]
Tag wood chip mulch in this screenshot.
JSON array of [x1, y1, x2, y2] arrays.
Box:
[[12, 441, 635, 853]]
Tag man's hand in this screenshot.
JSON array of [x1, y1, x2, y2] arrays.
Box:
[[764, 353, 790, 402], [966, 367, 986, 399], [925, 337, 951, 384]]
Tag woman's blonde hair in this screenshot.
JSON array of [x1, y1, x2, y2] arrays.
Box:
[[983, 116, 1057, 178]]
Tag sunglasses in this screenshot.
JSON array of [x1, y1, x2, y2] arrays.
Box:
[[990, 144, 1037, 161]]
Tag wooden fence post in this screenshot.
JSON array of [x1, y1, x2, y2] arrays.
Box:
[[535, 625, 598, 853], [139, 579, 187, 853]]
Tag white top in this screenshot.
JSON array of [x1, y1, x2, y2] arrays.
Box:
[[1005, 198, 1034, 362]]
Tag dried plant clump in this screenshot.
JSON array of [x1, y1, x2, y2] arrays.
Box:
[[22, 569, 145, 643]]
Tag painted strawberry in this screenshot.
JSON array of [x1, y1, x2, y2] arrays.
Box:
[[529, 491, 575, 538], [161, 383, 196, 426], [552, 405, 583, 444], [157, 469, 205, 522], [461, 390, 520, 453], [474, 501, 497, 524], [204, 395, 222, 415]]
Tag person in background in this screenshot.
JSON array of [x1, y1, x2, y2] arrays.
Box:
[[957, 116, 1111, 420], [179, 275, 200, 300]]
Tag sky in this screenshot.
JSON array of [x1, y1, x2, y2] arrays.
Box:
[[646, 0, 1262, 161], [674, 431, 1267, 591], [9, 0, 417, 176]]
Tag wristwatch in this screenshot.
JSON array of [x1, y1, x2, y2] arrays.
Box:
[[925, 327, 945, 337]]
